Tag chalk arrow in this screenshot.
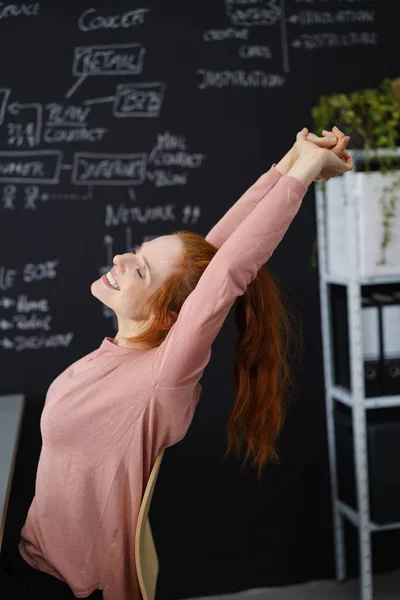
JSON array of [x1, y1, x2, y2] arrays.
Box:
[[0, 297, 15, 308], [8, 102, 22, 115], [0, 337, 14, 349]]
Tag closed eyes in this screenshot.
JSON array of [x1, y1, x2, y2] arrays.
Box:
[[133, 250, 144, 279]]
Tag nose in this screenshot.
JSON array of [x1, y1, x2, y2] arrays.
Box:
[[112, 252, 138, 269], [112, 255, 127, 271]]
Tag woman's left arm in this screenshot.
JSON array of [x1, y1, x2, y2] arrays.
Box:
[[152, 173, 308, 390], [205, 165, 282, 248], [205, 133, 337, 248]]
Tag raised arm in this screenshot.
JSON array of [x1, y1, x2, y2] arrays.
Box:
[[151, 129, 353, 390], [205, 166, 282, 248], [152, 174, 307, 389], [205, 133, 339, 248]]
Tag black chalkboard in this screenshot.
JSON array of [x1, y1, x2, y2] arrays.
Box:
[[1, 2, 400, 596], [0, 0, 398, 396]]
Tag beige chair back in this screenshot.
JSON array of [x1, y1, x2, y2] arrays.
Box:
[[135, 448, 165, 600]]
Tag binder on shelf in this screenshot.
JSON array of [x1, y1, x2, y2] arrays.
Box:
[[372, 292, 400, 396], [361, 295, 382, 398], [330, 285, 350, 390], [335, 403, 400, 525], [330, 287, 383, 397]]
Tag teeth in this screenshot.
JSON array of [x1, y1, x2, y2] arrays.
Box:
[[106, 271, 120, 290]]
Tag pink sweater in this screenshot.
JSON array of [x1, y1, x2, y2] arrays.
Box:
[[18, 166, 307, 600]]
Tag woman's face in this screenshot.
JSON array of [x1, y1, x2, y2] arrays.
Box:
[[91, 234, 184, 323]]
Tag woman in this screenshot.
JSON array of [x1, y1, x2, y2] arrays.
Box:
[[1, 127, 352, 600]]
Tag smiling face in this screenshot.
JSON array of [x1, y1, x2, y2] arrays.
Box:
[[91, 234, 185, 344]]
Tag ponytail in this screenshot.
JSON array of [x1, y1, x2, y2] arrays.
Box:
[[224, 266, 301, 480]]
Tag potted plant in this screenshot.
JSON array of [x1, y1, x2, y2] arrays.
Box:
[[311, 77, 400, 276]]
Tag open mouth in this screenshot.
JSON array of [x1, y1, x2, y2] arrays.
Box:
[[102, 271, 120, 290]]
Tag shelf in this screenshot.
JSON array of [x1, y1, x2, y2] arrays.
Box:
[[337, 501, 400, 532], [330, 386, 400, 409], [322, 273, 400, 286]]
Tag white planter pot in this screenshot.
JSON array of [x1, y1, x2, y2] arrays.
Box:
[[318, 149, 400, 278]]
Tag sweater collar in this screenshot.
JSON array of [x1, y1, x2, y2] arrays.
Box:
[[100, 337, 150, 355]]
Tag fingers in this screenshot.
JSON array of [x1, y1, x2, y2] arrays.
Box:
[[296, 127, 308, 141], [322, 126, 345, 141], [331, 135, 350, 158], [307, 132, 337, 148], [343, 150, 351, 160], [324, 128, 351, 163], [344, 155, 354, 171], [333, 126, 345, 140]]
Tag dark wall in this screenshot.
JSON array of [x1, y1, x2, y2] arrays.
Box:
[[1, 2, 400, 599]]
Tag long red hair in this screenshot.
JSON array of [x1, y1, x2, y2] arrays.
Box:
[[128, 231, 300, 480]]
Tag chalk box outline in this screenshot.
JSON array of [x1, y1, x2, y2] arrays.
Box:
[[0, 150, 63, 184], [72, 152, 147, 186], [113, 82, 166, 118], [73, 43, 146, 76], [0, 88, 11, 125]]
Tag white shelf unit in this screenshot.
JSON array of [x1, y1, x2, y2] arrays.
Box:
[[316, 179, 400, 600]]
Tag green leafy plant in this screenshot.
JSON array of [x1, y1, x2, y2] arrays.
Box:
[[311, 77, 400, 266]]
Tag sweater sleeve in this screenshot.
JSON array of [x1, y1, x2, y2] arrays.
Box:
[[205, 165, 282, 248], [152, 174, 307, 389]]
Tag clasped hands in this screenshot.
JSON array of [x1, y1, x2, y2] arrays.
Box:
[[298, 126, 354, 182], [277, 126, 354, 186]]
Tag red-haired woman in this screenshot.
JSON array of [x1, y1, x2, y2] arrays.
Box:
[[1, 127, 352, 600]]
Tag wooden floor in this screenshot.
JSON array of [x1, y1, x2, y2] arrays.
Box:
[[184, 569, 400, 600]]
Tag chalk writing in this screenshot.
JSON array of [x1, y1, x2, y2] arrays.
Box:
[[113, 82, 166, 118], [148, 133, 205, 167], [0, 266, 17, 290], [181, 205, 201, 225], [7, 102, 42, 147], [46, 103, 91, 125], [78, 7, 148, 31], [147, 171, 188, 187], [198, 70, 285, 89], [23, 261, 59, 283], [73, 43, 146, 76], [44, 127, 108, 143], [225, 0, 281, 26], [0, 333, 74, 350], [239, 44, 272, 58], [291, 31, 378, 49], [0, 151, 62, 183], [1, 185, 56, 210], [150, 152, 205, 168], [0, 4, 40, 19], [203, 28, 249, 41], [16, 295, 49, 312], [72, 152, 147, 185], [105, 203, 176, 227], [151, 132, 187, 152], [11, 313, 52, 331], [288, 10, 375, 25]]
